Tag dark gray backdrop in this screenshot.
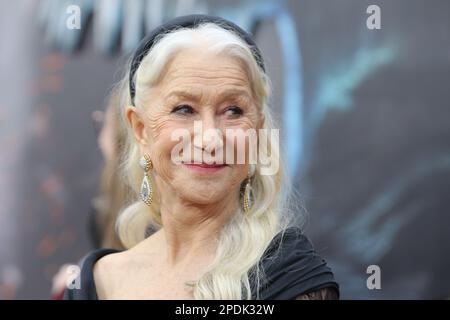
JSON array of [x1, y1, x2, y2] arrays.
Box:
[[0, 0, 449, 299]]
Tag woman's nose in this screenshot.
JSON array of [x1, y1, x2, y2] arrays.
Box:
[[193, 113, 223, 153]]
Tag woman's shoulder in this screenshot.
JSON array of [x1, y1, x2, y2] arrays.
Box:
[[63, 248, 123, 300], [252, 226, 340, 300]]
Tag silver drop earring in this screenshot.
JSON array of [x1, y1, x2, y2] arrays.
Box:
[[139, 154, 153, 206], [243, 164, 256, 213]]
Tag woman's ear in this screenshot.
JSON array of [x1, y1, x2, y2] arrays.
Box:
[[125, 105, 149, 150]]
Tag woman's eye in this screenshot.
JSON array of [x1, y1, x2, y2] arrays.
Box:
[[224, 105, 243, 118], [171, 104, 194, 115]]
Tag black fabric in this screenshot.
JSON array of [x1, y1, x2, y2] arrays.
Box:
[[64, 227, 339, 300], [128, 14, 266, 105], [64, 248, 118, 300], [250, 227, 339, 299]]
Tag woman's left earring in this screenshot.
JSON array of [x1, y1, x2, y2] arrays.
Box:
[[139, 154, 153, 206], [243, 165, 255, 213]]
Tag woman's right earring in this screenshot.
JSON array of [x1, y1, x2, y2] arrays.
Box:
[[139, 154, 153, 206], [243, 170, 254, 214]]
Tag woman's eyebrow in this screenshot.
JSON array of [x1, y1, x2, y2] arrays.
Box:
[[219, 88, 252, 101]]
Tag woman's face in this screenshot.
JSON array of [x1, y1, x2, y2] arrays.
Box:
[[129, 47, 262, 206]]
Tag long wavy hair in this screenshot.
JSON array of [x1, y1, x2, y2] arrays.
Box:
[[114, 22, 301, 299]]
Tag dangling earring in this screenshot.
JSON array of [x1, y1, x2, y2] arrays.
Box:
[[139, 154, 153, 206], [243, 164, 255, 213]]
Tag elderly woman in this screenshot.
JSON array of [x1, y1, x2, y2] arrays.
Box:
[[65, 14, 339, 300]]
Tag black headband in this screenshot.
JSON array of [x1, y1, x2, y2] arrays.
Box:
[[128, 14, 265, 106]]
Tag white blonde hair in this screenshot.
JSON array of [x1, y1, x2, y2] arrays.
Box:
[[114, 22, 301, 299]]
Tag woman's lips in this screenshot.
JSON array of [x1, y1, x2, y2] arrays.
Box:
[[183, 163, 227, 174]]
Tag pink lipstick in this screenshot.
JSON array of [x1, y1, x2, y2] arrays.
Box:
[[183, 163, 227, 174]]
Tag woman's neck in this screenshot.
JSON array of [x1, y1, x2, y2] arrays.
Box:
[[150, 192, 239, 269]]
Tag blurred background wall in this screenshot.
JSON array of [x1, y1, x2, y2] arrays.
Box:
[[0, 0, 449, 299]]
